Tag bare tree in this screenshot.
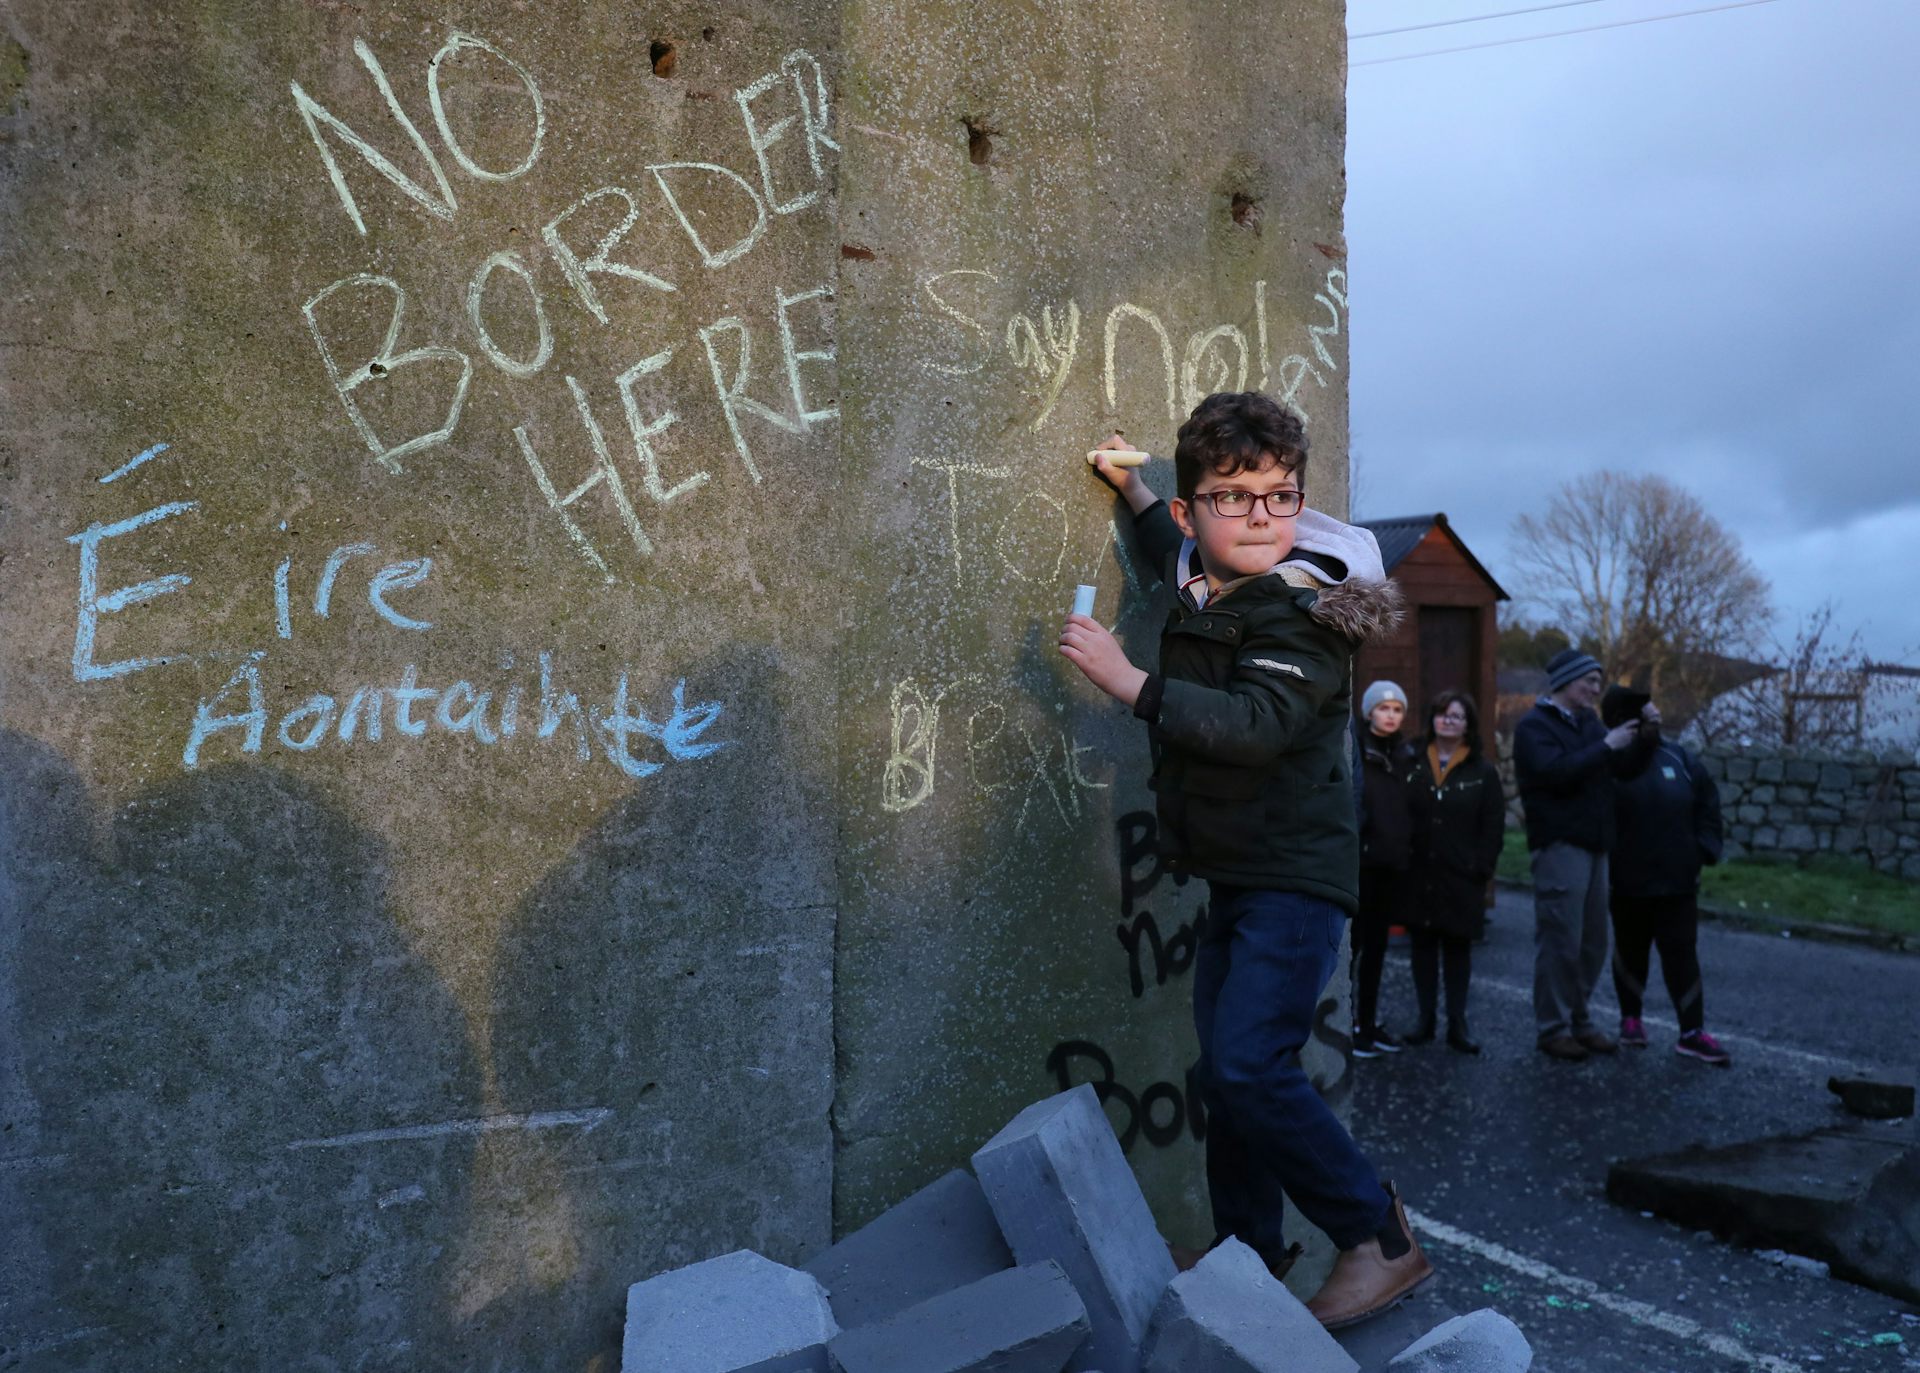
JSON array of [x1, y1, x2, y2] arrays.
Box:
[[1695, 603, 1907, 749], [1511, 473, 1771, 712]]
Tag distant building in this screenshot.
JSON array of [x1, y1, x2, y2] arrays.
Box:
[[1357, 514, 1510, 731]]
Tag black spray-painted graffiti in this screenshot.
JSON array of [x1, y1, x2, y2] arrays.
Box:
[[1112, 810, 1203, 999], [1046, 1040, 1207, 1153]]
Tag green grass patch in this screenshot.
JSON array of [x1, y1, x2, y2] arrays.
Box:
[[1496, 830, 1920, 940]]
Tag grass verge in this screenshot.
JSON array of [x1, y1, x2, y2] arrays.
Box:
[[1495, 831, 1920, 942]]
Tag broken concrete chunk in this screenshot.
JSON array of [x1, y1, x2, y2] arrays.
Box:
[[1387, 1308, 1532, 1371], [623, 1249, 838, 1373], [1828, 1073, 1916, 1120], [1139, 1238, 1357, 1373], [825, 1260, 1090, 1373], [1333, 1284, 1459, 1373], [804, 1169, 1014, 1329], [973, 1085, 1176, 1373]]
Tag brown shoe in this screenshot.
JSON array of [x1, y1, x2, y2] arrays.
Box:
[[1538, 1034, 1590, 1061], [1305, 1188, 1434, 1329], [1166, 1240, 1207, 1273], [1575, 1028, 1619, 1054]]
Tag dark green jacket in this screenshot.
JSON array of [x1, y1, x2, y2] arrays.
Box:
[[1131, 503, 1404, 912]]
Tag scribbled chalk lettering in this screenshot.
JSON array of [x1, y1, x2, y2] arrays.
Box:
[[182, 650, 727, 779], [541, 187, 679, 325], [302, 273, 472, 474], [734, 49, 840, 215], [650, 162, 769, 270], [67, 500, 199, 681], [425, 31, 545, 183], [291, 39, 458, 235], [466, 250, 554, 377]]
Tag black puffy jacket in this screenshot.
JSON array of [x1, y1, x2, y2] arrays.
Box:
[[1359, 730, 1414, 872], [1610, 739, 1723, 898], [1132, 503, 1403, 912]]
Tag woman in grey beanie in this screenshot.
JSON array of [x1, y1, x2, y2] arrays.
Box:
[[1353, 680, 1414, 1057]]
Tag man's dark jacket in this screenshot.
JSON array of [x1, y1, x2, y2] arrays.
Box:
[[1611, 737, 1723, 898], [1131, 502, 1403, 912], [1512, 699, 1616, 853]]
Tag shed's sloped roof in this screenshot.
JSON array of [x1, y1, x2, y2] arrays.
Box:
[[1358, 513, 1511, 601]]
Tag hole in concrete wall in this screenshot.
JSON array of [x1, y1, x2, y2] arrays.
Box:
[[701, 26, 716, 41], [650, 40, 678, 77], [1231, 192, 1263, 233], [963, 117, 995, 166]]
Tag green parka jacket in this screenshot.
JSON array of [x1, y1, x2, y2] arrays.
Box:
[[1131, 501, 1404, 912]]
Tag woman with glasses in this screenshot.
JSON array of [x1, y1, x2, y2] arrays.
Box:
[[1404, 690, 1506, 1053]]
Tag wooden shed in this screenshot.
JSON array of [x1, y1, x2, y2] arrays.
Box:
[[1356, 514, 1511, 732]]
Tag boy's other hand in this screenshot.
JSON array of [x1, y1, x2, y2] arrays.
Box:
[[1089, 433, 1159, 513], [1604, 720, 1640, 751], [1060, 613, 1148, 707]]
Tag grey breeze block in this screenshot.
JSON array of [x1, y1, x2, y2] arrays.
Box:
[[804, 1168, 1015, 1329], [1140, 1238, 1358, 1373], [623, 1249, 838, 1373], [826, 1260, 1091, 1373], [1388, 1309, 1533, 1373], [972, 1084, 1177, 1373]]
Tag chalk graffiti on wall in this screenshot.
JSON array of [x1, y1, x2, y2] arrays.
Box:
[[67, 443, 728, 779], [291, 34, 840, 583]]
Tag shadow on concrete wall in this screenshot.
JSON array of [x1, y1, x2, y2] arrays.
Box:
[[2, 730, 484, 1370]]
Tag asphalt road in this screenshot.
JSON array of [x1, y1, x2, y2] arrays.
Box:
[[1349, 885, 1920, 1373]]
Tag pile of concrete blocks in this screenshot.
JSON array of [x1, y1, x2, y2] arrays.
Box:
[[619, 1083, 1533, 1373]]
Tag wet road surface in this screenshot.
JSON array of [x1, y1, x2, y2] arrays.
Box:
[[1350, 886, 1920, 1373]]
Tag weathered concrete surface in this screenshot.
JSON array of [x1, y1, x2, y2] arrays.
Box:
[[1331, 1284, 1458, 1373], [824, 1261, 1089, 1373], [622, 1249, 837, 1373], [0, 0, 1352, 1366], [1608, 1124, 1920, 1304], [1139, 1238, 1355, 1373], [828, 0, 1355, 1300], [1385, 1309, 1531, 1372], [802, 1168, 1014, 1329]]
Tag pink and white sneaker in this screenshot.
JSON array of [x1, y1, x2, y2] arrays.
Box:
[[1620, 1016, 1649, 1048], [1675, 1029, 1731, 1067]]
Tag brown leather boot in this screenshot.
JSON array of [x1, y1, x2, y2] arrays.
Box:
[[1305, 1186, 1434, 1329]]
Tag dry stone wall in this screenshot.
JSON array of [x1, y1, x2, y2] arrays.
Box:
[[1704, 748, 1920, 880]]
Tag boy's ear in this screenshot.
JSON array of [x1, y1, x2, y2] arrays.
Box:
[[1170, 497, 1196, 540]]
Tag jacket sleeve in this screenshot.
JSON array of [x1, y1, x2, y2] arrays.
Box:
[[1513, 714, 1611, 795], [1131, 500, 1184, 586], [1476, 760, 1508, 878], [1690, 751, 1725, 867], [1153, 612, 1346, 767]]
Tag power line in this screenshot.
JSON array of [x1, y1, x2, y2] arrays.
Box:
[[1351, 0, 1784, 68], [1352, 0, 1613, 42]]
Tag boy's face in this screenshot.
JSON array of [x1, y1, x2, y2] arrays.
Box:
[[1170, 454, 1301, 585]]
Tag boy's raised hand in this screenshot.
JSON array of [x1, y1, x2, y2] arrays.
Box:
[[1088, 433, 1159, 514], [1060, 613, 1148, 708]]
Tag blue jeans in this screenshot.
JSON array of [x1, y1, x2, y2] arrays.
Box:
[[1194, 885, 1392, 1259]]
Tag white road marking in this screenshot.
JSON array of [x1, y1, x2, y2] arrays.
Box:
[[1406, 1206, 1807, 1373], [287, 1107, 612, 1150], [1470, 975, 1872, 1073]]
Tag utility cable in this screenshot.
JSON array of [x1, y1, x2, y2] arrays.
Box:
[[1351, 0, 1783, 68], [1352, 0, 1613, 42]]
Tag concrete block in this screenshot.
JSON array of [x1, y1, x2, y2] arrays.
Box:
[[1387, 1309, 1532, 1371], [1828, 1073, 1916, 1120], [826, 1261, 1089, 1373], [804, 1169, 1014, 1329], [973, 1085, 1176, 1373], [1333, 1284, 1457, 1373], [1139, 1238, 1356, 1373], [624, 1250, 837, 1373]]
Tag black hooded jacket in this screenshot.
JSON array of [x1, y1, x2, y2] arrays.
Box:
[[1359, 728, 1413, 871], [1610, 735, 1724, 898]]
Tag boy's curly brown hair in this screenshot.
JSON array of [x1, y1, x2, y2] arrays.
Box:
[[1173, 391, 1308, 501]]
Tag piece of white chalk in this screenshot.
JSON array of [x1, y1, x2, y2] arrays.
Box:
[[1086, 450, 1150, 467], [1072, 584, 1097, 618]]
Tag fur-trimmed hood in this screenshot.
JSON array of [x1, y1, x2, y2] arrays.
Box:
[[1175, 507, 1406, 644]]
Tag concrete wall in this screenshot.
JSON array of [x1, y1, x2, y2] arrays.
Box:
[[0, 2, 1351, 1368]]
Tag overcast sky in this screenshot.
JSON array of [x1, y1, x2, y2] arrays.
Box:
[[1346, 0, 1920, 664]]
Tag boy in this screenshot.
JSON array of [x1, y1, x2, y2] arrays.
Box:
[[1059, 391, 1428, 1328]]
